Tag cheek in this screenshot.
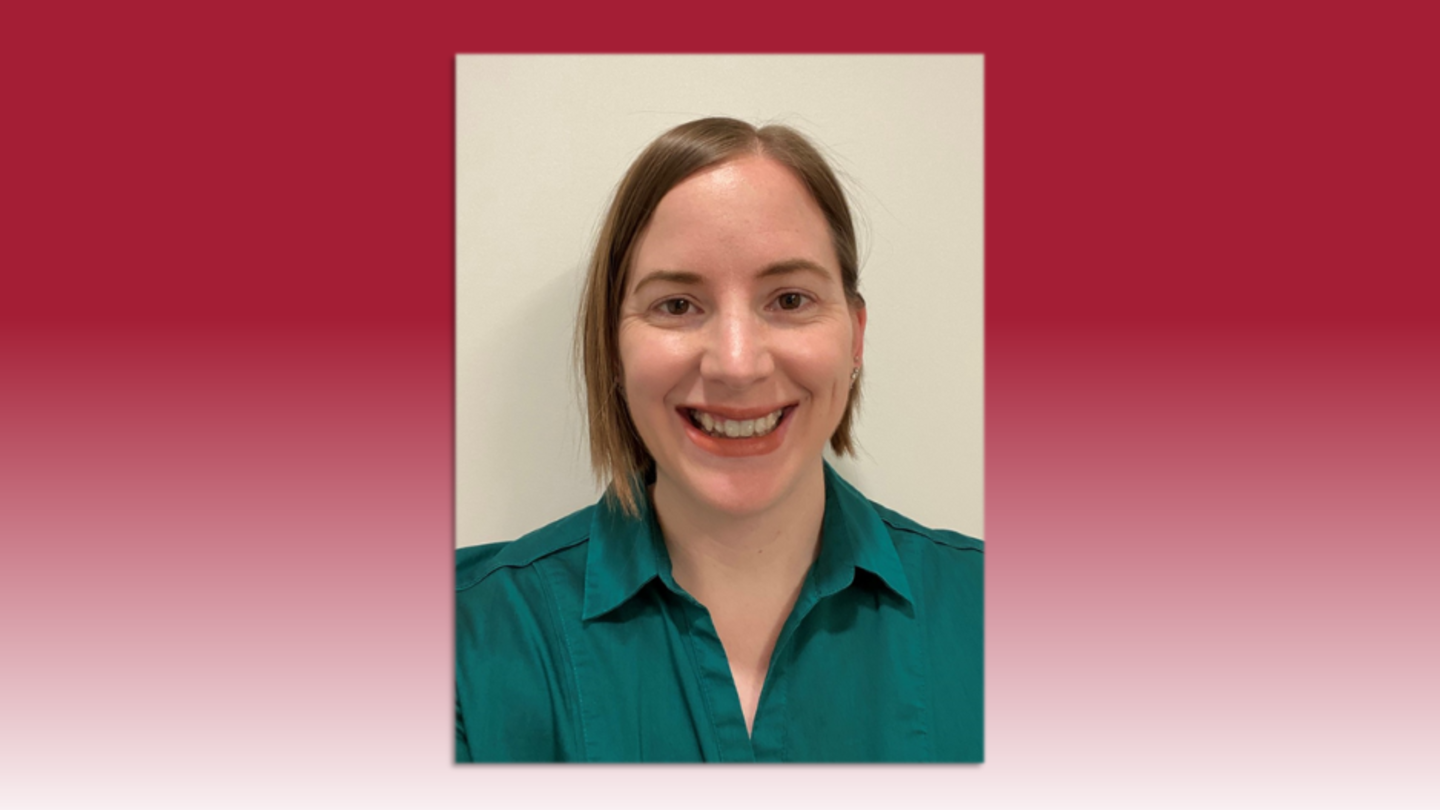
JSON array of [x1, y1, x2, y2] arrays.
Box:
[[802, 326, 855, 372], [777, 335, 854, 398], [618, 329, 691, 402]]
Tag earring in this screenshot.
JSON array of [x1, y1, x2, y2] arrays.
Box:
[[850, 365, 860, 386]]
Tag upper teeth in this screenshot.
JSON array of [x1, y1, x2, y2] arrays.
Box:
[[691, 408, 784, 438]]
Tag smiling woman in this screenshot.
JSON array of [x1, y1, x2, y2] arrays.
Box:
[[618, 153, 863, 518], [455, 118, 983, 763]]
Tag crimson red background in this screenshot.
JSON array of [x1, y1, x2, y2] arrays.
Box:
[[3, 3, 1436, 808]]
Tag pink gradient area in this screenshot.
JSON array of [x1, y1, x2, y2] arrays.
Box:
[[2, 1, 1438, 806], [3, 323, 1437, 809], [0, 328, 457, 808], [986, 324, 1440, 808]]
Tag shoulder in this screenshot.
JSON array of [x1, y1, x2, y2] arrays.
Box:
[[862, 499, 982, 761], [868, 499, 983, 556], [865, 498, 983, 605], [456, 504, 595, 593], [456, 506, 594, 762], [863, 497, 982, 604]]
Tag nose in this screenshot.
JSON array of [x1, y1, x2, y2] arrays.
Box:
[[699, 307, 774, 389]]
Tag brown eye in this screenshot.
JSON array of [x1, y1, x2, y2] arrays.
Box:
[[777, 293, 806, 310], [661, 299, 691, 316]]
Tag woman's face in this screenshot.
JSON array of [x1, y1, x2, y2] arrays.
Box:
[[618, 155, 865, 517]]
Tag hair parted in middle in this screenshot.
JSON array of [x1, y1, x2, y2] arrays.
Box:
[[576, 117, 865, 515]]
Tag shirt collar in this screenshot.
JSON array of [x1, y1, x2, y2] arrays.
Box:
[[581, 462, 913, 622], [582, 480, 671, 621]]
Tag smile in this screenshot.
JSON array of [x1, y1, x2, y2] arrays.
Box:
[[686, 407, 787, 439]]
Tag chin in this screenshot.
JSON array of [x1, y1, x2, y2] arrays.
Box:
[[671, 457, 811, 518], [699, 477, 782, 517]]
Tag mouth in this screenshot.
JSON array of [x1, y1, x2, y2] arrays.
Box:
[[676, 404, 796, 457], [684, 406, 788, 439]]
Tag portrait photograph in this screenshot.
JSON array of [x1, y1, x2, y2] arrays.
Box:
[[455, 54, 984, 763]]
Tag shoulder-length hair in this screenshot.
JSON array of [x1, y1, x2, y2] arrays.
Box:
[[577, 117, 865, 515]]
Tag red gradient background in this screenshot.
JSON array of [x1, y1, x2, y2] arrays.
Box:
[[3, 3, 1436, 809]]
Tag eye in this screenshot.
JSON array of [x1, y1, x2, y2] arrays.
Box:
[[776, 292, 809, 311], [658, 298, 692, 316]]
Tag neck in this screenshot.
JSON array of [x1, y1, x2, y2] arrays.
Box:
[[652, 462, 826, 605]]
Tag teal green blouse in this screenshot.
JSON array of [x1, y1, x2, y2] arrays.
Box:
[[455, 463, 982, 762]]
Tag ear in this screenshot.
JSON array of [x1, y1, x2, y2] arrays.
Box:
[[850, 304, 867, 366]]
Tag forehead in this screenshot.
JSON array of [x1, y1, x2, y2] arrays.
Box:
[[630, 156, 837, 283]]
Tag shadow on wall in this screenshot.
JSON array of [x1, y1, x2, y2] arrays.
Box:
[[469, 264, 596, 545]]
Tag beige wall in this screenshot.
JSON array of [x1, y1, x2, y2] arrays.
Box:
[[456, 55, 983, 547]]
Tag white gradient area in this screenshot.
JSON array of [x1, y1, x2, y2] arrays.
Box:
[[3, 329, 1436, 809]]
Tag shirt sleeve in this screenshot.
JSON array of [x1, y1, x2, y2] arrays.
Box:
[[455, 562, 578, 762], [455, 694, 472, 762]]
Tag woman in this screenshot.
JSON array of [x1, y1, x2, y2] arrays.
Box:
[[456, 118, 982, 762]]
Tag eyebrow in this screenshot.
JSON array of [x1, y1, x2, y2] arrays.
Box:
[[631, 259, 834, 295]]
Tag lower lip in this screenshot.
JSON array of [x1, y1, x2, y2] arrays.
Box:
[[679, 407, 794, 458]]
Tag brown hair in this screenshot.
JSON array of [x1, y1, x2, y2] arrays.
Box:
[[577, 117, 865, 515]]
